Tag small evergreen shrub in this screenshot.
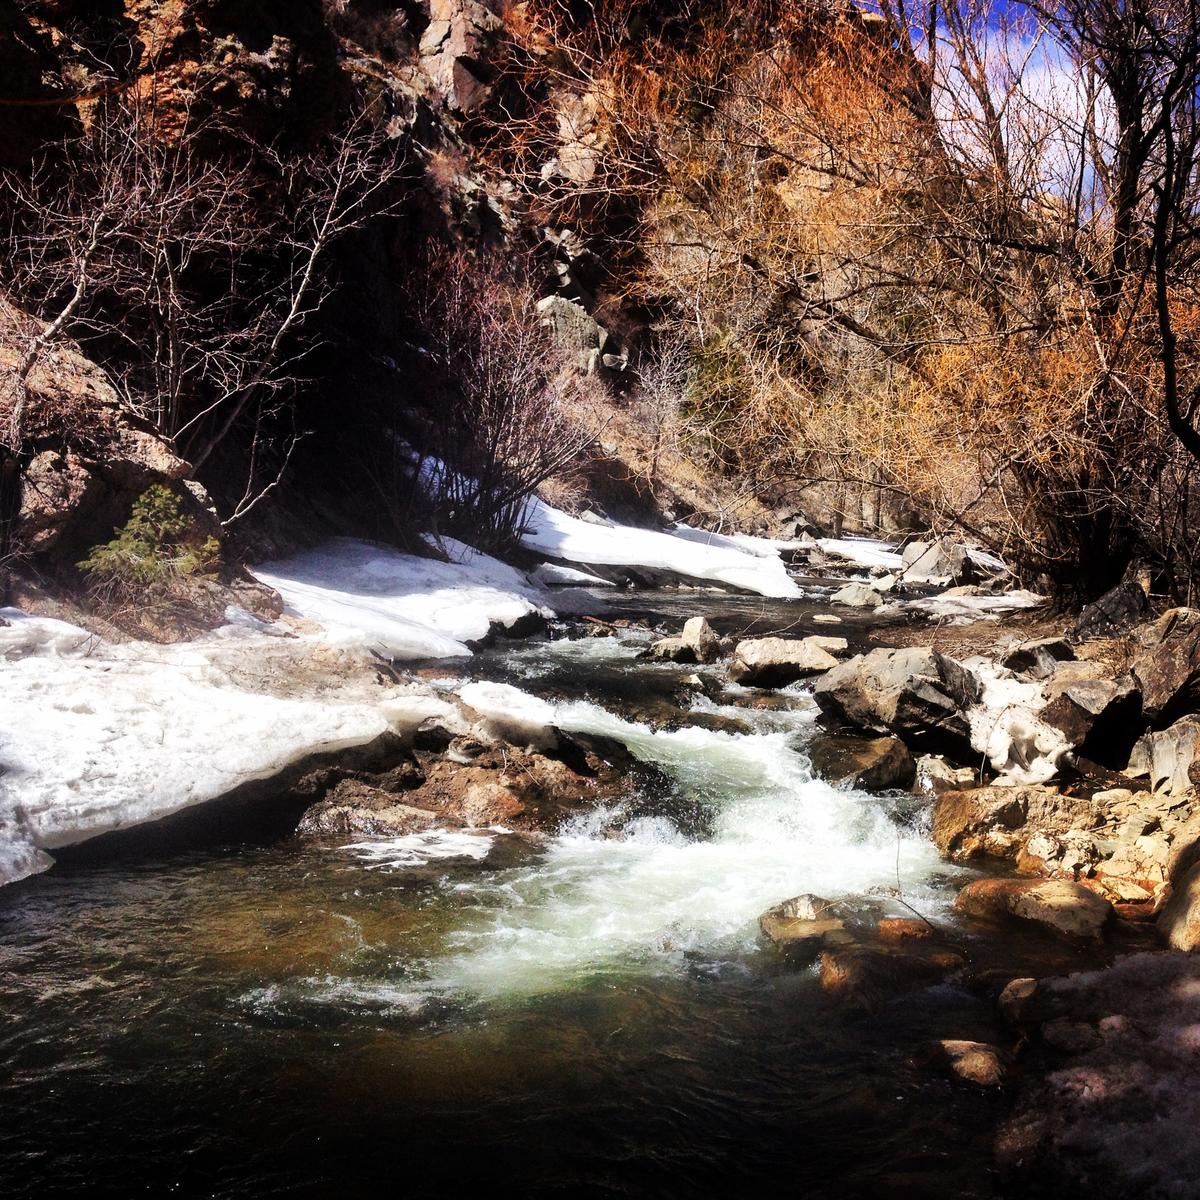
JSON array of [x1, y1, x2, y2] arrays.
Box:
[[78, 484, 220, 595]]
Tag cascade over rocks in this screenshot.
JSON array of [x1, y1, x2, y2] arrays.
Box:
[[813, 647, 982, 756]]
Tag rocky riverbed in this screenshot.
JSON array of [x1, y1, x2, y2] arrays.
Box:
[[2, 563, 1199, 1198]]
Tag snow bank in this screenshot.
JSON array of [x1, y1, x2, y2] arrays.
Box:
[[897, 589, 1044, 623], [254, 537, 553, 660], [519, 499, 801, 598], [0, 607, 95, 658], [670, 523, 812, 559], [458, 681, 558, 750], [966, 660, 1070, 785], [531, 562, 614, 588], [0, 617, 455, 887], [816, 538, 905, 571]]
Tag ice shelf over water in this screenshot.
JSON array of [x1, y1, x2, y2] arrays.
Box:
[[0, 611, 453, 888]]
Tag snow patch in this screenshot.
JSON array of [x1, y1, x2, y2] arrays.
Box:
[[816, 538, 905, 571], [519, 498, 801, 598], [967, 660, 1070, 785], [253, 537, 553, 660], [531, 561, 615, 588], [0, 607, 94, 658], [458, 681, 558, 750]]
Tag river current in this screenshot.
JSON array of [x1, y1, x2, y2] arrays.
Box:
[[0, 594, 1097, 1197]]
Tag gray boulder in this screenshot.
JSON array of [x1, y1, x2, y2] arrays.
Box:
[[681, 616, 721, 664], [813, 647, 982, 754], [1126, 717, 1200, 795], [808, 734, 916, 792], [727, 635, 847, 687], [830, 582, 882, 609], [1130, 607, 1200, 721], [1038, 662, 1142, 765]]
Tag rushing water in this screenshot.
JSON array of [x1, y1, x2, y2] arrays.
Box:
[[0, 600, 1097, 1198]]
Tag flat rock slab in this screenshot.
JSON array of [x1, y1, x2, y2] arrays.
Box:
[[955, 878, 1114, 941], [728, 635, 848, 687]]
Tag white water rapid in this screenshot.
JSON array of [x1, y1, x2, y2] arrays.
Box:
[[406, 689, 948, 1001]]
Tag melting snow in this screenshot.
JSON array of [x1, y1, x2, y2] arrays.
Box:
[[816, 538, 905, 570], [253, 537, 554, 660], [519, 498, 801, 598]]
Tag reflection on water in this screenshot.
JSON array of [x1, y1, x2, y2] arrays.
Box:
[[0, 610, 1089, 1198]]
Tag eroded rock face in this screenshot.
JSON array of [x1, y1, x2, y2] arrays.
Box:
[[1127, 717, 1200, 795], [1157, 861, 1200, 950], [813, 647, 981, 755], [728, 635, 846, 687], [420, 0, 503, 112], [807, 733, 916, 792], [955, 878, 1114, 941], [1130, 607, 1200, 722]]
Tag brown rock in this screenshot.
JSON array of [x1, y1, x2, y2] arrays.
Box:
[[1157, 860, 1200, 950], [460, 781, 525, 826], [931, 785, 1100, 862], [1130, 607, 1200, 721], [955, 878, 1114, 941], [808, 734, 916, 792], [935, 1039, 1008, 1087], [297, 780, 439, 839], [877, 917, 937, 942], [819, 942, 966, 1009]]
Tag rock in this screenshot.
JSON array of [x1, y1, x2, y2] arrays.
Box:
[[647, 636, 694, 663], [819, 942, 966, 1009], [536, 294, 616, 373], [1157, 860, 1200, 950], [297, 779, 437, 838], [931, 787, 1050, 859], [830, 582, 883, 609], [1071, 579, 1149, 640], [727, 635, 847, 687], [808, 734, 916, 791], [813, 647, 982, 755], [759, 894, 853, 963], [877, 917, 937, 942], [1126, 717, 1200, 795], [955, 878, 1114, 941], [1130, 607, 1200, 721], [933, 1039, 1009, 1087], [812, 613, 843, 624], [1000, 637, 1076, 681], [902, 539, 970, 583], [1038, 664, 1141, 764], [420, 0, 503, 112], [460, 781, 525, 826], [680, 616, 721, 664], [913, 754, 977, 795]]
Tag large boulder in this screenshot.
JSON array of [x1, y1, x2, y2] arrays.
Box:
[[808, 734, 916, 792], [1071, 580, 1150, 640], [813, 647, 982, 755], [681, 616, 721, 664], [1130, 607, 1200, 722], [901, 539, 969, 583], [1126, 717, 1200, 795], [955, 878, 1114, 941], [1037, 662, 1142, 766], [728, 635, 847, 686], [1157, 861, 1200, 950], [830, 582, 882, 609]]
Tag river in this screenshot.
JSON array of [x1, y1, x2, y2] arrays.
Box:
[[0, 594, 1101, 1197]]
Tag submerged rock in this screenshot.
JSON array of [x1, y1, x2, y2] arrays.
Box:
[[819, 941, 966, 1009], [955, 878, 1114, 941], [297, 779, 437, 838], [928, 1039, 1009, 1088], [808, 733, 916, 792], [728, 635, 847, 687]]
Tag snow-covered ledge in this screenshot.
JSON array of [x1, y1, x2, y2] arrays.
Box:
[[0, 608, 454, 888]]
